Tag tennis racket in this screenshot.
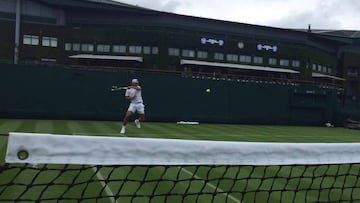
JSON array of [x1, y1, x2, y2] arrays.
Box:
[[111, 85, 128, 91]]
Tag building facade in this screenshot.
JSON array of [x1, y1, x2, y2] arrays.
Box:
[[1, 0, 360, 124]]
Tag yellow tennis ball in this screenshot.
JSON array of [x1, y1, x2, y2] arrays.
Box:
[[206, 88, 211, 93]]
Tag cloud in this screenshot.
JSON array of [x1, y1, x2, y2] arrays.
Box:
[[120, 0, 184, 12], [268, 9, 342, 29], [347, 0, 360, 10], [161, 0, 184, 12], [268, 0, 360, 29], [116, 0, 360, 30]]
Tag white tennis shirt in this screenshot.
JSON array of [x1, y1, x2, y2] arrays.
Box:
[[125, 87, 143, 104]]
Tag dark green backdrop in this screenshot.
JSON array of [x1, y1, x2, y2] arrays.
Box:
[[1, 63, 358, 126]]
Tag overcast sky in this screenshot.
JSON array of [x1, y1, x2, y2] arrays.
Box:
[[117, 0, 360, 30]]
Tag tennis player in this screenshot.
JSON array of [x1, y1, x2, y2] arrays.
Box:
[[120, 79, 145, 134]]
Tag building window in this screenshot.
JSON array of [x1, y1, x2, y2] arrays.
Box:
[[197, 51, 208, 59], [253, 56, 263, 64], [152, 47, 159, 54], [227, 54, 238, 62], [113, 45, 126, 53], [97, 44, 111, 52], [41, 58, 56, 63], [23, 35, 39, 45], [169, 48, 180, 56], [81, 44, 94, 52], [143, 46, 151, 54], [280, 59, 289, 66], [292, 60, 300, 67], [182, 49, 195, 58], [269, 58, 277, 65], [42, 37, 57, 47], [72, 43, 80, 51], [65, 43, 72, 51], [318, 64, 322, 72], [312, 64, 317, 71], [239, 55, 251, 63], [214, 53, 224, 60], [323, 66, 328, 73], [129, 46, 142, 54], [42, 37, 50, 47]]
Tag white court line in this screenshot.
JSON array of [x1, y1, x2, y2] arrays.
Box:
[[180, 168, 242, 203], [87, 134, 239, 202], [76, 134, 244, 203], [72, 134, 118, 203], [92, 166, 119, 203]]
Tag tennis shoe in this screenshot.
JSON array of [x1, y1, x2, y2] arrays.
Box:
[[120, 126, 126, 134], [135, 119, 141, 128]]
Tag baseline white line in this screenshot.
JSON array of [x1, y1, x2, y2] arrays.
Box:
[[92, 166, 119, 203], [180, 168, 242, 203]]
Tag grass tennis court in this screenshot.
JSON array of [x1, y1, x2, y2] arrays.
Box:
[[1, 119, 360, 203]]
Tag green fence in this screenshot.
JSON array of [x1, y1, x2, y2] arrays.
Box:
[[0, 63, 357, 126]]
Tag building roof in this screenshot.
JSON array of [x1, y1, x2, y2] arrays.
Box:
[[295, 29, 360, 39], [80, 1, 360, 38], [36, 0, 359, 42], [86, 0, 134, 6], [312, 30, 360, 39], [36, 0, 152, 12], [83, 0, 150, 10]]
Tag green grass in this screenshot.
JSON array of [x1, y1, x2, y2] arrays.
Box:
[[1, 119, 360, 203]]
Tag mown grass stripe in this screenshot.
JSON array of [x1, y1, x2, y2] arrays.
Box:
[[127, 122, 176, 138], [15, 119, 38, 133], [34, 120, 53, 133], [92, 121, 119, 135], [68, 120, 104, 134], [0, 119, 22, 134], [100, 121, 122, 133], [51, 120, 72, 134], [0, 136, 8, 164]]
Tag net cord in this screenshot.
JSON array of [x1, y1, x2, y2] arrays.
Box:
[[5, 132, 360, 166]]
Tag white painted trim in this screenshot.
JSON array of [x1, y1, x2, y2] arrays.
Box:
[[312, 72, 346, 81], [180, 59, 299, 74], [69, 54, 143, 62]]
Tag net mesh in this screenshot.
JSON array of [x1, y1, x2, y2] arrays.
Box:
[[1, 163, 360, 203]]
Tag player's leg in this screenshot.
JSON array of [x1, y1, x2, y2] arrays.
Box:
[[135, 114, 145, 129], [121, 104, 135, 134], [134, 103, 145, 129], [138, 114, 145, 122], [121, 111, 133, 134], [122, 111, 133, 126]]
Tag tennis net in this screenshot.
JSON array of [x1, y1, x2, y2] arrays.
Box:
[[1, 132, 360, 203]]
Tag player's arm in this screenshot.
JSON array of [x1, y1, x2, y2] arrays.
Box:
[[125, 95, 135, 100], [125, 89, 136, 100], [128, 85, 141, 90]]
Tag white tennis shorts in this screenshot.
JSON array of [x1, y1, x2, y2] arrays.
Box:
[[128, 103, 145, 114]]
